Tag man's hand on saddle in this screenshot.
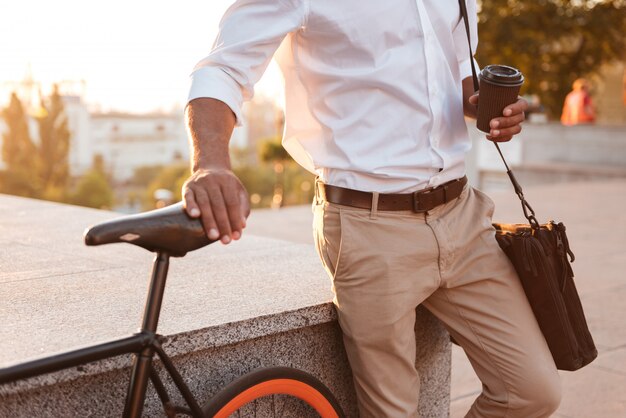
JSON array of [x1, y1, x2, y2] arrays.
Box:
[[182, 167, 250, 245], [469, 94, 529, 142]]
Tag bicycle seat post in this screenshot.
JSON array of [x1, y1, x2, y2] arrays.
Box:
[[82, 203, 215, 417], [140, 251, 171, 334], [123, 251, 171, 418]]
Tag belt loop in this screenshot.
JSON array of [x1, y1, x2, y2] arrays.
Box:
[[370, 192, 379, 220]]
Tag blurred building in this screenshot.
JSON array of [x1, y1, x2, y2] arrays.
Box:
[[88, 109, 247, 181], [0, 78, 248, 181], [242, 96, 284, 166], [62, 94, 94, 176], [89, 111, 189, 180], [595, 61, 626, 125]]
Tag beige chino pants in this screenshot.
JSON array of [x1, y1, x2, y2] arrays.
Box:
[[312, 182, 561, 418]]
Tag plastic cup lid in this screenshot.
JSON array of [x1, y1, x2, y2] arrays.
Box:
[[480, 65, 524, 86]]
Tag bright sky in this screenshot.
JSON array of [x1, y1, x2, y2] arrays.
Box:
[[0, 0, 283, 113]]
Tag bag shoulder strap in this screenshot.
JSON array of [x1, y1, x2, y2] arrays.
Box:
[[457, 0, 539, 228]]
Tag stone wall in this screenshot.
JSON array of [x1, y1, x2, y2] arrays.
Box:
[[0, 196, 451, 417], [468, 122, 626, 190]]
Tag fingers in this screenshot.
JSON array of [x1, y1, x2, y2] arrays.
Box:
[[486, 124, 521, 142], [194, 189, 220, 241], [502, 97, 528, 117], [183, 187, 201, 218], [491, 123, 522, 138], [207, 187, 233, 244], [184, 183, 220, 240], [486, 133, 514, 142], [221, 183, 244, 241], [468, 93, 479, 105], [183, 169, 250, 245], [488, 113, 524, 140], [491, 112, 525, 130], [486, 97, 527, 142], [240, 190, 251, 222]]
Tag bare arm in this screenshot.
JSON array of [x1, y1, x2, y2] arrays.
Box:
[[182, 1, 306, 244], [187, 98, 236, 171], [462, 76, 478, 119], [182, 98, 250, 245]]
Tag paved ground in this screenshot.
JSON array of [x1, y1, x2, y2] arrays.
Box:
[[245, 179, 626, 418]]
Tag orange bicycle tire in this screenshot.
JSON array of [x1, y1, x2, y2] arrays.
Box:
[[203, 367, 345, 418]]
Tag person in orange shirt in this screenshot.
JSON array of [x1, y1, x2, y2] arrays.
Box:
[[561, 78, 596, 125]]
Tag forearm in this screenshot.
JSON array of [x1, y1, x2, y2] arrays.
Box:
[[185, 98, 237, 172], [462, 76, 478, 119]]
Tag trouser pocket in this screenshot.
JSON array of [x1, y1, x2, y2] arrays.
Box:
[[312, 202, 344, 279]]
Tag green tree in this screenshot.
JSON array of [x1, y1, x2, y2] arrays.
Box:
[[70, 157, 114, 209], [259, 136, 291, 208], [35, 84, 71, 201], [233, 164, 276, 208], [0, 93, 39, 197], [476, 0, 626, 118], [142, 163, 190, 209], [131, 165, 166, 188], [281, 163, 315, 206]]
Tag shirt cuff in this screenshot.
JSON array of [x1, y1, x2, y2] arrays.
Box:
[[459, 57, 480, 83], [187, 66, 244, 127]]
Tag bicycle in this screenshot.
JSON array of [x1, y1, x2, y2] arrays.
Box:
[[0, 202, 345, 418]]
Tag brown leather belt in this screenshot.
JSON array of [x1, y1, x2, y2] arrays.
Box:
[[317, 176, 467, 213]]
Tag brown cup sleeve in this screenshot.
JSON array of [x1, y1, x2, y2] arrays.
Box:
[[476, 82, 521, 133]]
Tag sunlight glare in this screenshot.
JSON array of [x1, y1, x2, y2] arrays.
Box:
[[1, 0, 285, 113]]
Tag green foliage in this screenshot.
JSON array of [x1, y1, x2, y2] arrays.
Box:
[[0, 93, 39, 197], [130, 165, 165, 188], [70, 155, 114, 209], [0, 87, 72, 200], [234, 162, 315, 208], [476, 0, 626, 118], [1, 93, 36, 173], [280, 163, 316, 206], [142, 163, 190, 209], [36, 85, 71, 195], [0, 93, 115, 208], [134, 158, 314, 211], [71, 171, 114, 209], [234, 164, 276, 207], [259, 136, 290, 163], [0, 170, 39, 198], [257, 136, 292, 207], [250, 134, 313, 206]]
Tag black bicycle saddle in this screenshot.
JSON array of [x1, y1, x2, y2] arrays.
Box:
[[84, 202, 214, 257]]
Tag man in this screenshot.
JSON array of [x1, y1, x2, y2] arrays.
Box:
[[561, 78, 596, 125], [182, 1, 561, 416]]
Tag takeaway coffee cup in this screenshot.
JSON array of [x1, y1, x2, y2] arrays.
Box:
[[476, 65, 524, 133]]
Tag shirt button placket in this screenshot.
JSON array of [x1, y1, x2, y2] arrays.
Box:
[[415, 2, 438, 140]]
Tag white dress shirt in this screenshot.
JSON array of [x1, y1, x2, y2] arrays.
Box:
[[188, 0, 478, 193]]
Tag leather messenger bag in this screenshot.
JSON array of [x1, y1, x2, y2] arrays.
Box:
[[458, 0, 597, 371]]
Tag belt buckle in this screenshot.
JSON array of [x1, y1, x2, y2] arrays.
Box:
[[412, 188, 433, 213]]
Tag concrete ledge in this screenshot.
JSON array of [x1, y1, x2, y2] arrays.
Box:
[[478, 162, 626, 191], [0, 195, 451, 417], [518, 123, 626, 167]]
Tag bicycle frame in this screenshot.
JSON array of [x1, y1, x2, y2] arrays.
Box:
[[0, 252, 204, 418]]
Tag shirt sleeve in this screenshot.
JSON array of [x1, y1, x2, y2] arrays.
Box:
[[452, 0, 479, 81], [188, 0, 308, 126]]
